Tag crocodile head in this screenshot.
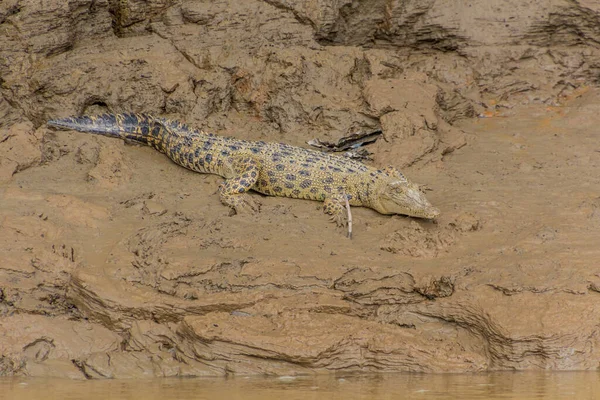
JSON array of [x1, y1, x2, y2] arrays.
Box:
[[373, 176, 440, 219]]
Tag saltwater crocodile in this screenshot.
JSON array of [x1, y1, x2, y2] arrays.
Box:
[[48, 113, 439, 233]]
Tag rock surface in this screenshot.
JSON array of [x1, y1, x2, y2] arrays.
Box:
[[1, 0, 600, 378]]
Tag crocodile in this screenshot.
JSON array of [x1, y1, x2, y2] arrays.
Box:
[[47, 113, 439, 231]]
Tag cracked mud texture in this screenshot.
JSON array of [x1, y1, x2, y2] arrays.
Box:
[[2, 0, 600, 378]]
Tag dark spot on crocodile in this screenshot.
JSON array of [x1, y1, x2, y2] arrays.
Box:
[[276, 164, 285, 171], [220, 150, 230, 156], [250, 147, 260, 154], [259, 179, 268, 186], [285, 182, 294, 189], [242, 173, 249, 179], [286, 174, 296, 181], [300, 180, 312, 189], [310, 187, 318, 193], [319, 166, 326, 171], [269, 177, 278, 184], [301, 163, 310, 168], [250, 171, 257, 178], [228, 145, 240, 151], [347, 195, 353, 200], [101, 114, 117, 125], [292, 189, 300, 196], [180, 124, 191, 133], [377, 170, 382, 173], [194, 148, 202, 157], [337, 186, 344, 192], [183, 136, 192, 146], [324, 186, 331, 193], [238, 187, 245, 193], [299, 170, 310, 177], [324, 177, 334, 184], [123, 113, 137, 127], [267, 171, 275, 177], [274, 186, 282, 193], [205, 154, 213, 163], [140, 124, 149, 136], [240, 179, 248, 187], [188, 153, 194, 164], [151, 124, 161, 137]]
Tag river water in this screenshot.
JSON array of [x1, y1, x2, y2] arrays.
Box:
[[2, 372, 599, 399]]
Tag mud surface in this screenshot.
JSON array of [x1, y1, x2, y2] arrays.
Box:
[[2, 0, 600, 378]]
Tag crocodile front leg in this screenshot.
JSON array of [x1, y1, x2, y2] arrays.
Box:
[[218, 156, 261, 214], [323, 193, 349, 227]]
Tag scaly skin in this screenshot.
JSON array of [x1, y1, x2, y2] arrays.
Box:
[[47, 113, 440, 226]]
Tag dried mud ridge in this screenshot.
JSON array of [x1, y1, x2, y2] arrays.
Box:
[[2, 0, 600, 378]]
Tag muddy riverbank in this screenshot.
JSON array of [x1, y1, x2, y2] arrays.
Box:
[[1, 0, 600, 378]]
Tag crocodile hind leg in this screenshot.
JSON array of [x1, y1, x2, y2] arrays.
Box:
[[218, 157, 261, 214], [323, 193, 349, 227]]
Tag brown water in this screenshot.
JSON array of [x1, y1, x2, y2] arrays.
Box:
[[1, 372, 599, 400]]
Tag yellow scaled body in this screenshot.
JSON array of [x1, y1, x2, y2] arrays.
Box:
[[48, 113, 439, 226]]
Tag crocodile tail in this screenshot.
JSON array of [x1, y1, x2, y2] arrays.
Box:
[[47, 113, 160, 145]]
